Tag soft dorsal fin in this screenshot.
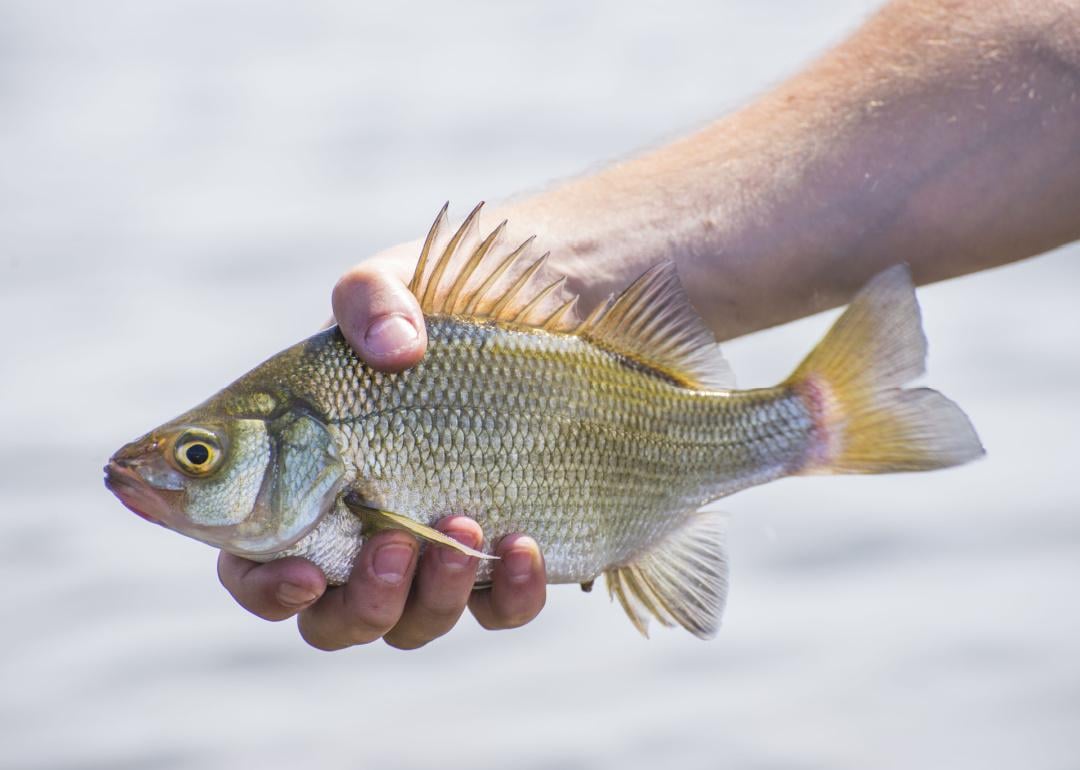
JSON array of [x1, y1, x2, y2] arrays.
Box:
[[576, 262, 734, 390], [408, 203, 733, 390]]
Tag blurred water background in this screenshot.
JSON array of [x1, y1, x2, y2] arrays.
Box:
[[2, 1, 1079, 768]]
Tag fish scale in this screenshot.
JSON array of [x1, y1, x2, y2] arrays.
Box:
[[266, 317, 816, 585]]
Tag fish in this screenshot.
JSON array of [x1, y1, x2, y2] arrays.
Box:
[[105, 203, 984, 638]]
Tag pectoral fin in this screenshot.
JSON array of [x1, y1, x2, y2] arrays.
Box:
[[605, 511, 729, 639], [343, 492, 497, 561]]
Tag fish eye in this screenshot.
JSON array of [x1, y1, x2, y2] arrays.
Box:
[[173, 430, 223, 476]]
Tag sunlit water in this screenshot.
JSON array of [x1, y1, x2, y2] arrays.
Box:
[[3, 2, 1078, 768]]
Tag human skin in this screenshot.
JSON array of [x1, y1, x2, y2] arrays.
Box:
[[219, 0, 1080, 650]]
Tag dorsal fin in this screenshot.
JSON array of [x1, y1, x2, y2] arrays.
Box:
[[408, 203, 734, 390], [577, 262, 734, 390], [408, 202, 577, 331]]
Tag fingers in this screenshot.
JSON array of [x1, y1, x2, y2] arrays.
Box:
[[296, 530, 419, 651], [469, 534, 547, 630], [382, 517, 484, 650], [221, 523, 546, 650], [332, 263, 426, 372], [292, 525, 546, 650], [217, 552, 326, 622]]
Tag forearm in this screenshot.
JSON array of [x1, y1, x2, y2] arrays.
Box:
[[493, 0, 1080, 340]]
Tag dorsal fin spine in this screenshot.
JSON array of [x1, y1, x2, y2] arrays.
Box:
[[446, 219, 506, 315], [462, 235, 534, 316], [513, 275, 566, 324], [409, 202, 448, 296], [421, 201, 483, 309], [542, 296, 578, 330], [488, 253, 549, 318], [578, 294, 616, 333]]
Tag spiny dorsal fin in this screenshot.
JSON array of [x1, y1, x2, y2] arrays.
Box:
[[408, 202, 449, 299], [605, 510, 729, 639], [577, 262, 734, 390], [408, 204, 733, 389], [408, 202, 577, 331]]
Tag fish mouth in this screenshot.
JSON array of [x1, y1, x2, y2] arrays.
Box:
[[104, 460, 174, 525]]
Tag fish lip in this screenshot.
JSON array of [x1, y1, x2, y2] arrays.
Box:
[[104, 460, 171, 524]]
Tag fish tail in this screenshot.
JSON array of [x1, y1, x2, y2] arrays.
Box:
[[785, 265, 984, 474]]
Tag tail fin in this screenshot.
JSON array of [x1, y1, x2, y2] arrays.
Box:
[[786, 265, 983, 474]]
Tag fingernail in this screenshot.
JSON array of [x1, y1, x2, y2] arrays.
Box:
[[364, 313, 419, 358], [439, 531, 480, 569], [373, 543, 414, 584], [276, 582, 319, 608], [504, 539, 539, 584]]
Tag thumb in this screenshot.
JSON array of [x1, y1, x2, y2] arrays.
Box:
[[332, 264, 427, 372]]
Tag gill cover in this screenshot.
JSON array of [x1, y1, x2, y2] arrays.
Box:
[[186, 412, 346, 556]]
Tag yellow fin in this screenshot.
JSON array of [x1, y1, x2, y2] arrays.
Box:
[[577, 262, 734, 390], [408, 203, 577, 330], [408, 202, 449, 299], [605, 511, 729, 639], [409, 204, 733, 389], [343, 492, 497, 560], [786, 264, 984, 473]]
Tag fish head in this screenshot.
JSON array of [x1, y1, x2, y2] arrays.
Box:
[[105, 392, 347, 557]]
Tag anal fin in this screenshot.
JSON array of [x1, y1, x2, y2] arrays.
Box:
[[605, 511, 729, 639], [343, 492, 497, 561]]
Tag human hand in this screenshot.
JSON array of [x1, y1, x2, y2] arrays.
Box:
[[217, 247, 548, 649]]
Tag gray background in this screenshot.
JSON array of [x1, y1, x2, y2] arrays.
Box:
[[2, 1, 1078, 768]]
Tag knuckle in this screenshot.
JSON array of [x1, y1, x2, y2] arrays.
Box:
[[412, 583, 472, 626], [405, 610, 460, 643], [384, 598, 466, 644], [334, 265, 378, 293], [419, 602, 464, 625], [332, 269, 395, 321], [335, 264, 400, 300], [346, 596, 404, 637]]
